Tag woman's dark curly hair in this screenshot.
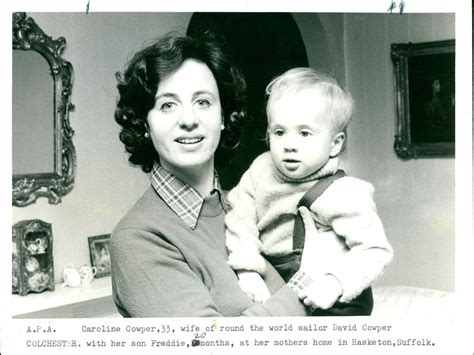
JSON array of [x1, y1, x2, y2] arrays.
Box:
[[114, 31, 247, 173]]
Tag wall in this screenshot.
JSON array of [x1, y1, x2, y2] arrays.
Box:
[[343, 13, 455, 291], [293, 13, 345, 82], [13, 12, 193, 283]]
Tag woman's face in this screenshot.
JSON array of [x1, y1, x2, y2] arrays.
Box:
[[147, 59, 223, 175]]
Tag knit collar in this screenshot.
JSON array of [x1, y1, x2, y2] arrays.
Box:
[[272, 156, 340, 183], [150, 162, 227, 230]]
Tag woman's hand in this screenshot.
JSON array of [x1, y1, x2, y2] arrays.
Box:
[[297, 207, 342, 309], [298, 274, 342, 309], [298, 206, 322, 272]]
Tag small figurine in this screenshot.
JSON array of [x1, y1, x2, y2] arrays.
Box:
[[79, 265, 97, 285], [35, 238, 48, 254], [62, 264, 82, 288], [25, 256, 40, 272], [28, 272, 51, 292]]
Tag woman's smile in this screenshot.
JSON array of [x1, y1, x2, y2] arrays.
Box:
[[175, 135, 205, 145], [173, 135, 206, 152]]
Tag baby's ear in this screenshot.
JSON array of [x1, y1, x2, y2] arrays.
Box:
[[330, 132, 346, 157]]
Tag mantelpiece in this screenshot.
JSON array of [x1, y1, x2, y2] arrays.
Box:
[[11, 276, 119, 318]]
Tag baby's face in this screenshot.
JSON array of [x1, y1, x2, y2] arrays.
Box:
[[267, 89, 342, 179]]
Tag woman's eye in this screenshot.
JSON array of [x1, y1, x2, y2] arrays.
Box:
[[274, 130, 284, 137], [159, 102, 176, 112], [300, 130, 312, 137], [196, 99, 211, 109]]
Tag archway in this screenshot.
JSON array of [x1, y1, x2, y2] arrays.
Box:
[[188, 13, 309, 188]]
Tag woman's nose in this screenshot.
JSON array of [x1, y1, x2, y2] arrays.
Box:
[[178, 106, 199, 130]]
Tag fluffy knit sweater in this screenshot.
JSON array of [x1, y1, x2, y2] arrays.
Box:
[[225, 152, 393, 303]]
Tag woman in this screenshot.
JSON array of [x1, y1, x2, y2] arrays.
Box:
[[111, 31, 317, 317]]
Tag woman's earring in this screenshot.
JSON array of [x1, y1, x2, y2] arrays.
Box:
[[221, 123, 225, 130], [144, 132, 149, 138]]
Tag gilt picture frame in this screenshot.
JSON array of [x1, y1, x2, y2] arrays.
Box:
[[391, 39, 455, 159]]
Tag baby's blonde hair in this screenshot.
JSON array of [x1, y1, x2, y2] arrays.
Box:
[[265, 68, 354, 133]]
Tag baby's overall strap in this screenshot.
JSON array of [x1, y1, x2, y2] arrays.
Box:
[[293, 169, 346, 250]]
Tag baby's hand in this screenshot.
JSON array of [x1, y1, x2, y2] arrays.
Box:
[[298, 274, 343, 309], [237, 270, 271, 303]]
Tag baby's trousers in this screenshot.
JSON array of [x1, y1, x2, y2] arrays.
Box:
[[267, 249, 373, 316]]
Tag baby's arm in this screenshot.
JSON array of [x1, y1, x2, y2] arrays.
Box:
[[308, 177, 393, 303], [225, 167, 270, 303]]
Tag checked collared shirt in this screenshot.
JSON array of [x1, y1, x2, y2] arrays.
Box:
[[150, 162, 228, 230]]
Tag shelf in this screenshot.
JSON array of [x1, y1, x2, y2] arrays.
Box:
[[11, 276, 113, 317]]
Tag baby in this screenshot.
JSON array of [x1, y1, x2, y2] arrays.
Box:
[[225, 68, 393, 313]]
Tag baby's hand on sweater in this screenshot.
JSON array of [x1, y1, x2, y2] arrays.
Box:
[[298, 274, 342, 309], [237, 270, 271, 303]]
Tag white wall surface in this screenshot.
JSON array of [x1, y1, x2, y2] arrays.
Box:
[[343, 13, 455, 291]]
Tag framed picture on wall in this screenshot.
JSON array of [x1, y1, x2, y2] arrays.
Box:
[[87, 234, 111, 278], [391, 39, 455, 159]]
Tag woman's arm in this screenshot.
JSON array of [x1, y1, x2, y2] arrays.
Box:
[[110, 228, 310, 317]]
